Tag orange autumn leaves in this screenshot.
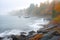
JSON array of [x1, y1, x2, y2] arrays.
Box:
[[29, 34, 43, 40], [52, 0, 60, 24], [54, 2, 60, 12]]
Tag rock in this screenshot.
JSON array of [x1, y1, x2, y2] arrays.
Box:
[[0, 37, 3, 40], [49, 36, 60, 40], [29, 33, 43, 40], [19, 34, 27, 40]]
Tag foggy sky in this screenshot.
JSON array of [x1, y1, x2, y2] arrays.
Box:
[[0, 0, 52, 15]]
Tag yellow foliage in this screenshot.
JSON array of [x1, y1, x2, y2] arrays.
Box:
[[53, 15, 60, 23]]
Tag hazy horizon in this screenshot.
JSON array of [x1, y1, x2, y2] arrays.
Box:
[[0, 0, 52, 15]]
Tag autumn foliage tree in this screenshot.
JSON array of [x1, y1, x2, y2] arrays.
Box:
[[51, 0, 60, 18]]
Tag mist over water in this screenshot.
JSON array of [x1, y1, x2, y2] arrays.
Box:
[[0, 16, 32, 32], [0, 15, 49, 36]]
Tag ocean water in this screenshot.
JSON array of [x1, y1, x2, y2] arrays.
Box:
[[0, 15, 49, 37]]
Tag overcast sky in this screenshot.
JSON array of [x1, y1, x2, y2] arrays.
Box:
[[0, 0, 52, 15]]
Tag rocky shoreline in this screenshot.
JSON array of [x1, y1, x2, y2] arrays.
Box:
[[0, 24, 60, 40]]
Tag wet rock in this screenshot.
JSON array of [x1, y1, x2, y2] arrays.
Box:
[[19, 34, 27, 40], [20, 32, 27, 35], [29, 33, 43, 40], [49, 36, 60, 40], [27, 31, 36, 38], [0, 37, 3, 40], [11, 35, 19, 40], [52, 31, 60, 36], [40, 31, 55, 40]]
